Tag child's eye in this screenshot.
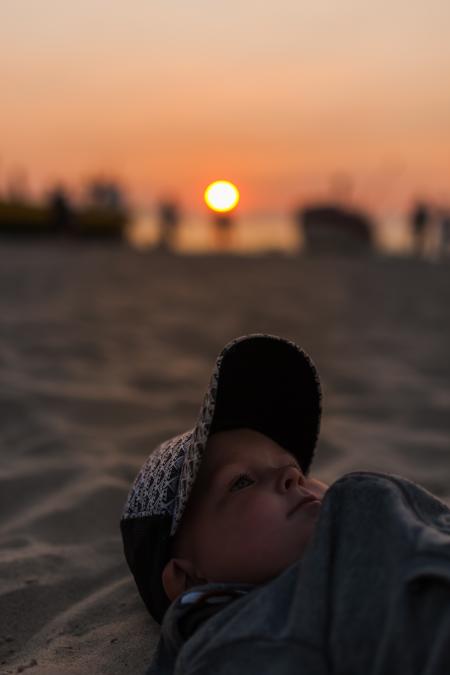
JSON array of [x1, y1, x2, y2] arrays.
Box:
[[229, 473, 254, 492], [228, 463, 301, 493]]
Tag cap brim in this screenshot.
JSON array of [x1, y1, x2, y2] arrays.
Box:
[[209, 334, 322, 469]]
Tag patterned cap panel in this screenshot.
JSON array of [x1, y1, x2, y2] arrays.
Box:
[[122, 429, 195, 520], [170, 355, 222, 535]]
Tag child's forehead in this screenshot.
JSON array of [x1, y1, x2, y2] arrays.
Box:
[[202, 428, 299, 476]]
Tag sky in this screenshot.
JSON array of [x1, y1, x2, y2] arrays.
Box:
[[1, 0, 450, 215]]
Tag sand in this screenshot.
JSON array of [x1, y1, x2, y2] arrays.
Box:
[[1, 241, 449, 674]]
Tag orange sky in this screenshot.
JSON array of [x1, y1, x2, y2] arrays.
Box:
[[1, 1, 450, 215]]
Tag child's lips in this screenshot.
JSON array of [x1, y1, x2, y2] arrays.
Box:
[[288, 495, 320, 517]]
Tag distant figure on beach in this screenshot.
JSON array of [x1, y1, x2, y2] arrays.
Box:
[[213, 213, 234, 250], [48, 186, 73, 234], [439, 209, 450, 258], [121, 334, 450, 675], [410, 201, 430, 257], [87, 179, 125, 212], [157, 200, 180, 251]]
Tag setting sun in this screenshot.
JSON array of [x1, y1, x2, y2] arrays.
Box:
[[204, 181, 240, 213]]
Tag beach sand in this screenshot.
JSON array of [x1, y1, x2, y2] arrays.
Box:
[[1, 241, 449, 674]]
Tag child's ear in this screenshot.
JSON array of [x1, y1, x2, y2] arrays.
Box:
[[162, 557, 207, 602]]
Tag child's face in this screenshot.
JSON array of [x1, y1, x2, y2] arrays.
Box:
[[164, 428, 328, 597]]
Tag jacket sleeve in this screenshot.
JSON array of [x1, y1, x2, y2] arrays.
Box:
[[370, 562, 450, 674], [179, 638, 328, 675]]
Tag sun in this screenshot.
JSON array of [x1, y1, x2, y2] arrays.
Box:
[[204, 180, 240, 213]]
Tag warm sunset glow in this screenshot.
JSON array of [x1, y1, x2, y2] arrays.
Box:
[[204, 181, 240, 213], [1, 3, 450, 214]]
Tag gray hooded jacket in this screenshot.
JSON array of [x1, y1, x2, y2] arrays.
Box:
[[147, 471, 450, 675]]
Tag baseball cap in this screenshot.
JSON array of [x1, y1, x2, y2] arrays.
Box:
[[120, 333, 322, 624]]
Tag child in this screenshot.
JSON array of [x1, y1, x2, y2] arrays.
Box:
[[121, 334, 450, 675], [162, 427, 328, 602]]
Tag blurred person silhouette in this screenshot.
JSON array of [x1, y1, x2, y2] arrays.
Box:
[[439, 208, 450, 258], [410, 201, 430, 257], [48, 185, 73, 234], [157, 200, 180, 252], [87, 179, 125, 211], [213, 213, 234, 251]]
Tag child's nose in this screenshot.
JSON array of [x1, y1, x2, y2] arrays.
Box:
[[278, 464, 305, 492]]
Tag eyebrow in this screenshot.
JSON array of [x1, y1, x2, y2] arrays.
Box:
[[209, 462, 242, 484]]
